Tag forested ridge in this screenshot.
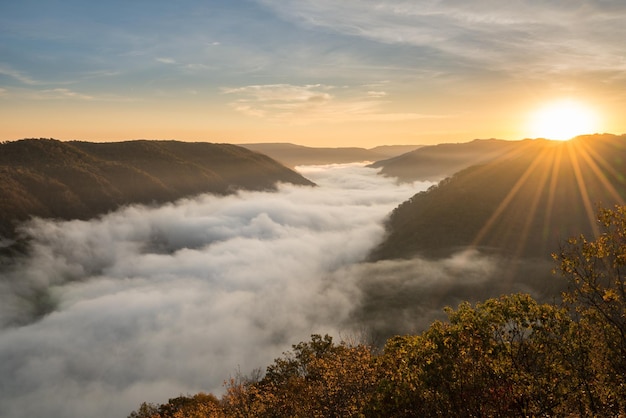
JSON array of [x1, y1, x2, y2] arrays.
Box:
[[371, 134, 626, 261], [0, 139, 313, 239], [128, 206, 626, 417], [369, 137, 521, 182]]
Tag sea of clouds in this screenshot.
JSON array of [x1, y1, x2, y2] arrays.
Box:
[[0, 163, 559, 418]]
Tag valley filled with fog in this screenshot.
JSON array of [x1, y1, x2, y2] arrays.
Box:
[[0, 164, 430, 418], [0, 162, 564, 418]]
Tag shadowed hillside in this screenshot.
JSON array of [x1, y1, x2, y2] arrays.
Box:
[[371, 134, 626, 261], [369, 138, 523, 182], [0, 139, 314, 239]]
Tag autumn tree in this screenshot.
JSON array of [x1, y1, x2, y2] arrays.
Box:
[[554, 205, 626, 414], [222, 334, 378, 417], [369, 294, 577, 417], [127, 393, 223, 418]]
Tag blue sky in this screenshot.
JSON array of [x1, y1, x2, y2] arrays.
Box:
[[1, 0, 625, 146]]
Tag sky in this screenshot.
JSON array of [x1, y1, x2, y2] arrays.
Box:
[[1, 0, 626, 147]]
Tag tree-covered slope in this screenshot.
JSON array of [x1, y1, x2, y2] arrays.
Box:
[[0, 139, 314, 238], [371, 134, 626, 261]]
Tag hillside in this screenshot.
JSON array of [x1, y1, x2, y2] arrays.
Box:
[[369, 138, 523, 182], [370, 134, 626, 261], [0, 139, 314, 238], [240, 143, 420, 167]]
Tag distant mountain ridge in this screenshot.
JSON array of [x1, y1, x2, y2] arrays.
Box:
[[0, 139, 314, 239], [369, 138, 523, 182], [240, 143, 421, 167], [371, 134, 626, 261]]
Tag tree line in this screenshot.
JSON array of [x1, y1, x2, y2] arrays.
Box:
[[129, 206, 626, 417]]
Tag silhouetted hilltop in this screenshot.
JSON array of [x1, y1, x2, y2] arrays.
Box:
[[0, 139, 313, 238], [371, 134, 626, 261], [369, 138, 522, 182], [241, 143, 420, 167]]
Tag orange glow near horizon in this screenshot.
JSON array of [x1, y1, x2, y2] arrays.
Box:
[[0, 95, 621, 147]]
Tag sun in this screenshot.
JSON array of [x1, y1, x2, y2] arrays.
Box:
[[528, 99, 599, 141]]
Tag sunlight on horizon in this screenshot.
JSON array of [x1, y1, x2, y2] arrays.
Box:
[[527, 99, 600, 141]]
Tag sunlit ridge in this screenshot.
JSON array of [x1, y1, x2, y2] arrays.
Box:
[[470, 138, 625, 258]]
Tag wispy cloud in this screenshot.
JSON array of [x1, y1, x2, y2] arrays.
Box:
[[256, 0, 626, 74], [156, 57, 176, 64], [223, 83, 447, 123], [223, 84, 334, 119], [39, 88, 94, 100], [223, 84, 332, 103], [0, 86, 139, 103], [0, 65, 39, 85], [367, 91, 387, 98]]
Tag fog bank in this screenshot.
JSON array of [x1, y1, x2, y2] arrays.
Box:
[[0, 164, 429, 418], [0, 163, 566, 418]]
